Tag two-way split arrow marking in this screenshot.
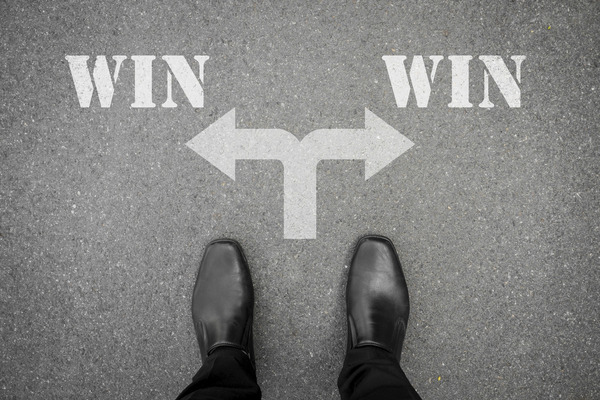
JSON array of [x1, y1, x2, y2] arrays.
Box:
[[186, 108, 414, 239]]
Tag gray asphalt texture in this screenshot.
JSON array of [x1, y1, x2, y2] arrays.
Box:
[[1, 1, 599, 399]]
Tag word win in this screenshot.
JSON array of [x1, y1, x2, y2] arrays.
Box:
[[65, 55, 525, 108]]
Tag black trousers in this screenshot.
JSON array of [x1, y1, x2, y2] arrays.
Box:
[[176, 347, 422, 400]]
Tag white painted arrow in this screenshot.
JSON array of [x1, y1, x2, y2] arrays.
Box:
[[186, 108, 414, 239]]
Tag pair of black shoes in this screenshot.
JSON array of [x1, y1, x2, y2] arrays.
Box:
[[192, 235, 410, 367]]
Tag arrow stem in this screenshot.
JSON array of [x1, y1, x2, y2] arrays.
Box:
[[282, 157, 318, 239]]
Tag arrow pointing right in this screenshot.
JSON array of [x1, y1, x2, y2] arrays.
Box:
[[301, 108, 414, 179]]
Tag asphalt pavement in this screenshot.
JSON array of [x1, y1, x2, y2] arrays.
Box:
[[1, 1, 598, 399]]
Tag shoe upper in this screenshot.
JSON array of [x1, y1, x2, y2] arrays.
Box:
[[192, 240, 254, 365], [346, 235, 410, 362]]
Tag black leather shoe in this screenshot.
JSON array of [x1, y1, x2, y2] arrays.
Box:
[[346, 235, 410, 362], [192, 239, 255, 366]]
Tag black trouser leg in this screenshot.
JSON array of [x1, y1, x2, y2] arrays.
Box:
[[176, 347, 261, 400], [337, 346, 422, 400]]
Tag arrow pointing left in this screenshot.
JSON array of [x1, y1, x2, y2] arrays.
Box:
[[185, 109, 299, 180]]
